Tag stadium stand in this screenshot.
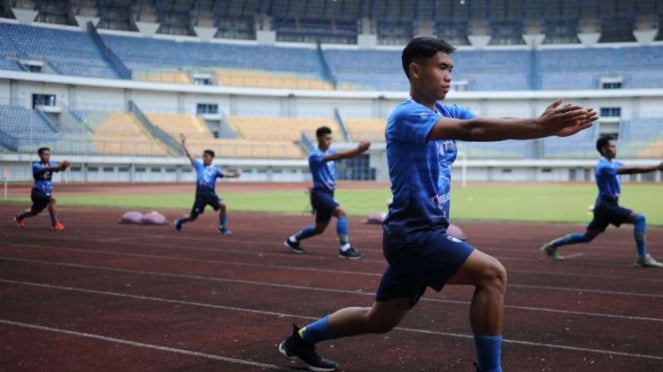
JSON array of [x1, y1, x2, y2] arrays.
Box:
[[0, 23, 119, 79], [215, 69, 332, 89], [92, 112, 169, 156], [0, 105, 60, 151], [229, 116, 340, 142], [343, 118, 386, 142]]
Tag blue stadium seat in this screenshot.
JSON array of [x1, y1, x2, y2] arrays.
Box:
[[0, 105, 60, 151]]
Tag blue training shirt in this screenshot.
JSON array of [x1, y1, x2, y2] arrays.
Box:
[[193, 160, 224, 193], [595, 157, 622, 204], [309, 148, 337, 193], [32, 161, 58, 194], [383, 99, 475, 236]]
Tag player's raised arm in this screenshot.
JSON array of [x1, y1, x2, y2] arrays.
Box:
[[428, 98, 597, 142], [179, 133, 195, 165], [323, 141, 371, 162], [617, 162, 663, 175]]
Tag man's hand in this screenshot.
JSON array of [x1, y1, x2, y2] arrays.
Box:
[[658, 162, 663, 171], [60, 160, 71, 170], [179, 133, 186, 145], [537, 99, 598, 137], [357, 141, 371, 153]]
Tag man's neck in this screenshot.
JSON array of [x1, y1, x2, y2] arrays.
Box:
[[410, 91, 437, 111]]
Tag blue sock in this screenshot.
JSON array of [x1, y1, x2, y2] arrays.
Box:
[[51, 215, 59, 225], [298, 315, 336, 344], [16, 212, 25, 219], [336, 216, 349, 246], [634, 214, 647, 258], [294, 225, 316, 241], [219, 213, 227, 228], [549, 232, 587, 249], [474, 335, 502, 372]]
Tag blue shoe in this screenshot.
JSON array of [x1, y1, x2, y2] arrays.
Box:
[[218, 226, 232, 235], [338, 246, 362, 260], [174, 218, 182, 232]]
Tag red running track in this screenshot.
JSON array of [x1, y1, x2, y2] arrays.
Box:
[[1, 204, 662, 371]]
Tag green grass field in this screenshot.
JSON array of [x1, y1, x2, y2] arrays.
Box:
[[4, 183, 662, 225]]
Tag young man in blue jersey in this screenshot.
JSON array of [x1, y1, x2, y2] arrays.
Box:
[[174, 134, 239, 234], [541, 137, 663, 268], [277, 36, 597, 372], [14, 147, 70, 230], [284, 126, 370, 259]]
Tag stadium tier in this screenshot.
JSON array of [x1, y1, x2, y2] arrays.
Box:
[[0, 105, 60, 151], [1, 22, 663, 90], [343, 118, 386, 142], [92, 112, 170, 156], [229, 116, 340, 142]]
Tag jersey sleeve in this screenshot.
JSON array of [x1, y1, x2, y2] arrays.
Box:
[[217, 167, 225, 178], [32, 162, 42, 177], [193, 160, 204, 173], [388, 106, 440, 144], [447, 104, 476, 120], [597, 162, 617, 176], [309, 151, 325, 165]]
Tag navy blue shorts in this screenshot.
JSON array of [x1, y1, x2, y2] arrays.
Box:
[[30, 188, 51, 211], [191, 191, 221, 216], [376, 229, 475, 306], [587, 202, 632, 232], [310, 190, 339, 223]]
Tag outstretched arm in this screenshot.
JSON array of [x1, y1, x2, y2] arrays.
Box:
[[179, 133, 195, 165], [223, 170, 241, 178], [428, 98, 597, 142], [35, 161, 70, 175], [618, 162, 663, 175], [323, 141, 371, 162]]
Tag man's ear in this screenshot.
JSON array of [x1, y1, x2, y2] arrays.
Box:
[[408, 62, 421, 80]]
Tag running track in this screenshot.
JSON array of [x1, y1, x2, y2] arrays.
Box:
[[1, 205, 662, 371]]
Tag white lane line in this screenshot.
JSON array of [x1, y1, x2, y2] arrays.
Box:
[[0, 319, 287, 370], [2, 258, 663, 322], [1, 279, 662, 362], [6, 243, 663, 291], [562, 252, 585, 259]]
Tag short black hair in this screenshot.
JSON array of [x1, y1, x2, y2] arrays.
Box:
[[203, 149, 215, 158], [316, 126, 332, 137], [38, 147, 50, 156], [596, 136, 614, 154], [402, 36, 456, 79]]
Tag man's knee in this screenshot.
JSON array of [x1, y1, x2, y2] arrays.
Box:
[[479, 256, 507, 293], [332, 207, 346, 218], [314, 223, 328, 234], [49, 197, 56, 205]]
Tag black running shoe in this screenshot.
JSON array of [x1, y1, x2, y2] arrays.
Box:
[[338, 246, 362, 260], [278, 325, 338, 372], [284, 238, 305, 254]]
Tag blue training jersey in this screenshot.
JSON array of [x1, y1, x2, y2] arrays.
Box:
[[309, 148, 337, 193], [32, 161, 58, 194], [383, 99, 475, 236], [595, 157, 622, 204], [193, 160, 224, 192]]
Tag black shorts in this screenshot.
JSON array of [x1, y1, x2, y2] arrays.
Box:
[[587, 202, 632, 232], [310, 189, 339, 223], [376, 229, 475, 306], [191, 190, 221, 216], [30, 188, 52, 212]]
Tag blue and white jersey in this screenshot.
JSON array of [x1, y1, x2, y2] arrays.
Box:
[[193, 160, 224, 192], [32, 161, 58, 194], [309, 148, 337, 193], [383, 99, 475, 236], [595, 157, 622, 204]]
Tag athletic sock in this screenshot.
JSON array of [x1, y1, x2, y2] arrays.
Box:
[[474, 335, 502, 372], [219, 213, 227, 229], [634, 214, 647, 258], [51, 215, 59, 225], [298, 315, 336, 344], [16, 212, 25, 220], [549, 232, 586, 249], [293, 225, 316, 241], [336, 216, 349, 247]]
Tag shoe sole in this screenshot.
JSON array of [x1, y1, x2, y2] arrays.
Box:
[[338, 254, 362, 260], [284, 240, 305, 254], [278, 342, 337, 372], [540, 245, 564, 261]]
